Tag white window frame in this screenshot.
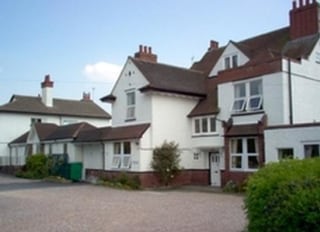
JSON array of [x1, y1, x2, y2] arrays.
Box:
[[278, 148, 294, 160], [224, 54, 238, 70], [112, 141, 132, 169], [126, 91, 136, 120], [232, 55, 238, 68], [232, 79, 263, 113], [304, 144, 320, 158], [230, 137, 259, 171], [193, 116, 217, 135], [224, 57, 231, 69]]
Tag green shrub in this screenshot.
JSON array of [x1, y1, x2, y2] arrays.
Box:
[[151, 141, 181, 186], [99, 173, 141, 190], [17, 154, 51, 179], [245, 158, 320, 232]]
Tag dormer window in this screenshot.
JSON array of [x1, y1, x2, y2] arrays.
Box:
[[224, 55, 238, 70]]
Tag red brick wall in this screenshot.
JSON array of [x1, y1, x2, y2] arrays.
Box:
[[221, 170, 254, 187], [290, 0, 319, 39], [0, 166, 22, 175], [86, 169, 209, 188]]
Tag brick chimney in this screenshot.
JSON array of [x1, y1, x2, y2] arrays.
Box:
[[290, 0, 320, 39], [41, 74, 53, 107], [82, 92, 91, 101], [134, 45, 157, 63], [208, 40, 219, 51]]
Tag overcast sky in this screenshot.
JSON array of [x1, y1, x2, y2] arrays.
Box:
[[0, 0, 293, 113]]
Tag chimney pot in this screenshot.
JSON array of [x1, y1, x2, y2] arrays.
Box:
[[134, 44, 158, 63], [82, 92, 91, 101], [208, 40, 219, 51], [293, 0, 297, 9], [41, 74, 54, 107], [41, 74, 54, 88], [299, 0, 303, 7]]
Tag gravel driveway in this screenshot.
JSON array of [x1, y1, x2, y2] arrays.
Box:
[[0, 174, 246, 232]]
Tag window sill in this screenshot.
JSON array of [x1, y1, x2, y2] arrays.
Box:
[[231, 110, 264, 117], [125, 118, 136, 122], [192, 133, 219, 138], [111, 167, 131, 171], [230, 168, 258, 172]]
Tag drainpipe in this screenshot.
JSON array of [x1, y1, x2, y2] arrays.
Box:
[[101, 142, 105, 170], [288, 59, 293, 125]]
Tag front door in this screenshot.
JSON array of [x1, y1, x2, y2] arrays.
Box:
[[210, 151, 221, 187]]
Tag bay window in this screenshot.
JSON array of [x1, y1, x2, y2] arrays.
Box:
[[193, 116, 217, 135], [112, 142, 132, 169]]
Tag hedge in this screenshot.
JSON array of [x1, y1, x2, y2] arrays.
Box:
[[244, 158, 320, 232]]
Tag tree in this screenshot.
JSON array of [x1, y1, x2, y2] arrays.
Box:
[[151, 141, 181, 186]]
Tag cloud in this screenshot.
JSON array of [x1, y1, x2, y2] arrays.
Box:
[[83, 61, 122, 83]]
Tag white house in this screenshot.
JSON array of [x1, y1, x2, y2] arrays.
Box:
[[83, 47, 221, 186], [0, 75, 111, 168], [6, 0, 320, 187], [191, 0, 320, 185], [85, 0, 320, 187]]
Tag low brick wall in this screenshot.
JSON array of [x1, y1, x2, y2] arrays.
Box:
[[0, 166, 22, 175], [86, 169, 210, 188], [221, 170, 253, 187]]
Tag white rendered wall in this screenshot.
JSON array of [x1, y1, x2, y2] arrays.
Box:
[[283, 55, 320, 124], [150, 92, 197, 148], [111, 59, 151, 126], [82, 144, 103, 179], [265, 126, 320, 162], [218, 73, 289, 126]]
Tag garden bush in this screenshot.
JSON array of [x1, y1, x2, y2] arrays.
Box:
[[245, 158, 320, 232], [151, 141, 181, 186], [16, 153, 51, 179]]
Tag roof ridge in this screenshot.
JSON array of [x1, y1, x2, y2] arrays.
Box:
[[237, 26, 289, 45], [130, 57, 205, 75]]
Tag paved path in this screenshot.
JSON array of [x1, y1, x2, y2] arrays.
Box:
[[0, 174, 246, 232]]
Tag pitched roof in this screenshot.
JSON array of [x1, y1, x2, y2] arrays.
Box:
[[76, 123, 150, 142], [0, 95, 111, 119], [282, 33, 319, 60], [225, 124, 262, 137], [9, 123, 58, 145], [131, 58, 206, 97], [9, 122, 96, 145], [44, 122, 96, 141], [191, 27, 291, 75], [34, 123, 59, 140], [190, 27, 319, 116], [188, 78, 219, 117], [9, 132, 29, 145]]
